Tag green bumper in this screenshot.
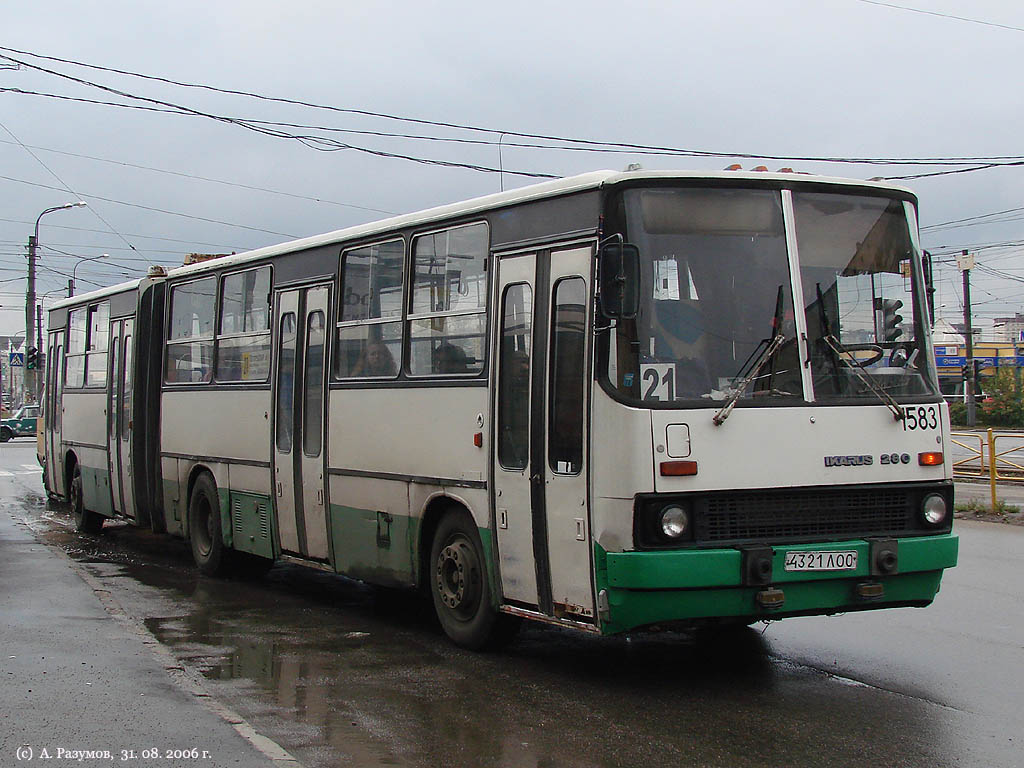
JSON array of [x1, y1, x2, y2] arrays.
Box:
[[596, 534, 958, 635]]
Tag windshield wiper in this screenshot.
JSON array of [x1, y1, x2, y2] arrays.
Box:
[[713, 333, 786, 426], [821, 334, 904, 421]]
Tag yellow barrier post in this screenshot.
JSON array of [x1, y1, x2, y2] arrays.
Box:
[[988, 428, 998, 509]]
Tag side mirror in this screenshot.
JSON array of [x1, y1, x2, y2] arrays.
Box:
[[599, 243, 640, 320]]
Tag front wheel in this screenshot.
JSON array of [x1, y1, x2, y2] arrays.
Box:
[[0, 427, 12, 442], [189, 473, 228, 576], [430, 509, 517, 650], [70, 463, 103, 534]]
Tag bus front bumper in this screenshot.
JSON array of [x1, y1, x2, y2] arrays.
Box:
[[595, 534, 958, 635]]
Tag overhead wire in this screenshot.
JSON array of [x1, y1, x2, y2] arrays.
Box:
[[1, 45, 1022, 173], [0, 173, 298, 238], [0, 136, 396, 216], [0, 53, 557, 179], [0, 118, 151, 264], [851, 0, 1024, 34]]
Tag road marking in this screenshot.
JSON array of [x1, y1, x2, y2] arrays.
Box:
[[0, 471, 14, 477], [22, 464, 41, 471]]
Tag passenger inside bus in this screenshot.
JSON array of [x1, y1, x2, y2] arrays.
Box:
[[351, 341, 396, 377], [433, 342, 472, 374]]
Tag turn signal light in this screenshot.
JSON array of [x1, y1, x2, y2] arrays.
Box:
[[918, 452, 943, 466], [660, 460, 698, 477]]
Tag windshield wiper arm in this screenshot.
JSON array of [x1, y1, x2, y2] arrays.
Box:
[[713, 334, 786, 426], [822, 334, 904, 421]]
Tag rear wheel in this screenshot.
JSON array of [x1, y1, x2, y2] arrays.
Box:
[[0, 427, 12, 442], [430, 509, 518, 650], [189, 473, 228, 576], [70, 463, 103, 534]]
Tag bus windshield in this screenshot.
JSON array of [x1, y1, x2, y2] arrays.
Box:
[[603, 185, 938, 405], [607, 187, 801, 404], [794, 191, 937, 401]]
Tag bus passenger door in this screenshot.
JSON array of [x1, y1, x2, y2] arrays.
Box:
[[493, 253, 539, 606], [492, 245, 595, 622], [107, 319, 136, 521], [107, 321, 124, 516], [118, 320, 136, 519], [542, 247, 594, 621], [45, 331, 64, 496], [273, 285, 332, 561]]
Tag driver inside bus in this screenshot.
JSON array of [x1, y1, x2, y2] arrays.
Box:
[[642, 295, 713, 399]]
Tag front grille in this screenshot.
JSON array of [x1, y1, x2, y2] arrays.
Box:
[[700, 487, 912, 543], [633, 482, 952, 549]]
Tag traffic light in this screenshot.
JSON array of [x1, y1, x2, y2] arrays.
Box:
[[875, 298, 904, 342], [25, 346, 38, 370]]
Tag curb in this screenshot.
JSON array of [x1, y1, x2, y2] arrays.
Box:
[[16, 512, 304, 768]]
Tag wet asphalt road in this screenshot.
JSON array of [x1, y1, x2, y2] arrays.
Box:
[[2, 440, 1021, 768]]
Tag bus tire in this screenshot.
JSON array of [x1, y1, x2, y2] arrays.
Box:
[[189, 473, 228, 577], [429, 509, 505, 650], [70, 463, 103, 534]]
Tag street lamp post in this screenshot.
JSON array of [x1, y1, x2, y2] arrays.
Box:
[[27, 201, 87, 403], [69, 253, 109, 297]]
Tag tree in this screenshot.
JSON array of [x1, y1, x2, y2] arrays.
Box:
[[978, 369, 1024, 428]]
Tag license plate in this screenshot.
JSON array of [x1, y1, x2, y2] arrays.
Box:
[[783, 550, 858, 572]]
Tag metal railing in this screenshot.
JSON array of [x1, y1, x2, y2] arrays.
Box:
[[950, 431, 986, 478], [951, 428, 1024, 508]]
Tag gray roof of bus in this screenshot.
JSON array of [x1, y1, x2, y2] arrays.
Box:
[[50, 169, 915, 311]]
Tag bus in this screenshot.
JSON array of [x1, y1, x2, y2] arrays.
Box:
[[43, 170, 958, 649]]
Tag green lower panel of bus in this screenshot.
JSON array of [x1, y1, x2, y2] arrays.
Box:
[[326, 505, 498, 598], [595, 534, 958, 635], [329, 504, 420, 588], [229, 491, 273, 559]]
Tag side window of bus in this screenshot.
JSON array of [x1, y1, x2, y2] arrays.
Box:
[[65, 308, 87, 388], [216, 266, 271, 383], [86, 303, 110, 387], [335, 240, 403, 379], [64, 304, 109, 388], [165, 277, 216, 384], [408, 222, 488, 376]]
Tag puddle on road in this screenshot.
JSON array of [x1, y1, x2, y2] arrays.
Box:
[[15, 499, 966, 768]]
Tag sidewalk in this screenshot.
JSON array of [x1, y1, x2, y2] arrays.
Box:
[[0, 508, 298, 767]]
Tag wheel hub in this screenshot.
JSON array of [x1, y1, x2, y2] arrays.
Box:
[[436, 537, 480, 614]]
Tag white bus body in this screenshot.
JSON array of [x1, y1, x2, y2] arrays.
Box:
[[45, 170, 958, 648]]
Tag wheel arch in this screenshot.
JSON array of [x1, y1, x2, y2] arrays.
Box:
[[416, 491, 494, 597], [63, 450, 79, 500]]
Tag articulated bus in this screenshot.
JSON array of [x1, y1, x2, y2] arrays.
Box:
[[44, 170, 958, 649]]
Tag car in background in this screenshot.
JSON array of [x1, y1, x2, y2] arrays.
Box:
[[1, 404, 40, 442]]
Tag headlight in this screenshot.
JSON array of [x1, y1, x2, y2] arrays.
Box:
[[922, 493, 948, 526], [660, 505, 690, 539]]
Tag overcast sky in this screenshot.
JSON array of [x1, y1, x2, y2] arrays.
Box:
[[2, 0, 1023, 340]]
